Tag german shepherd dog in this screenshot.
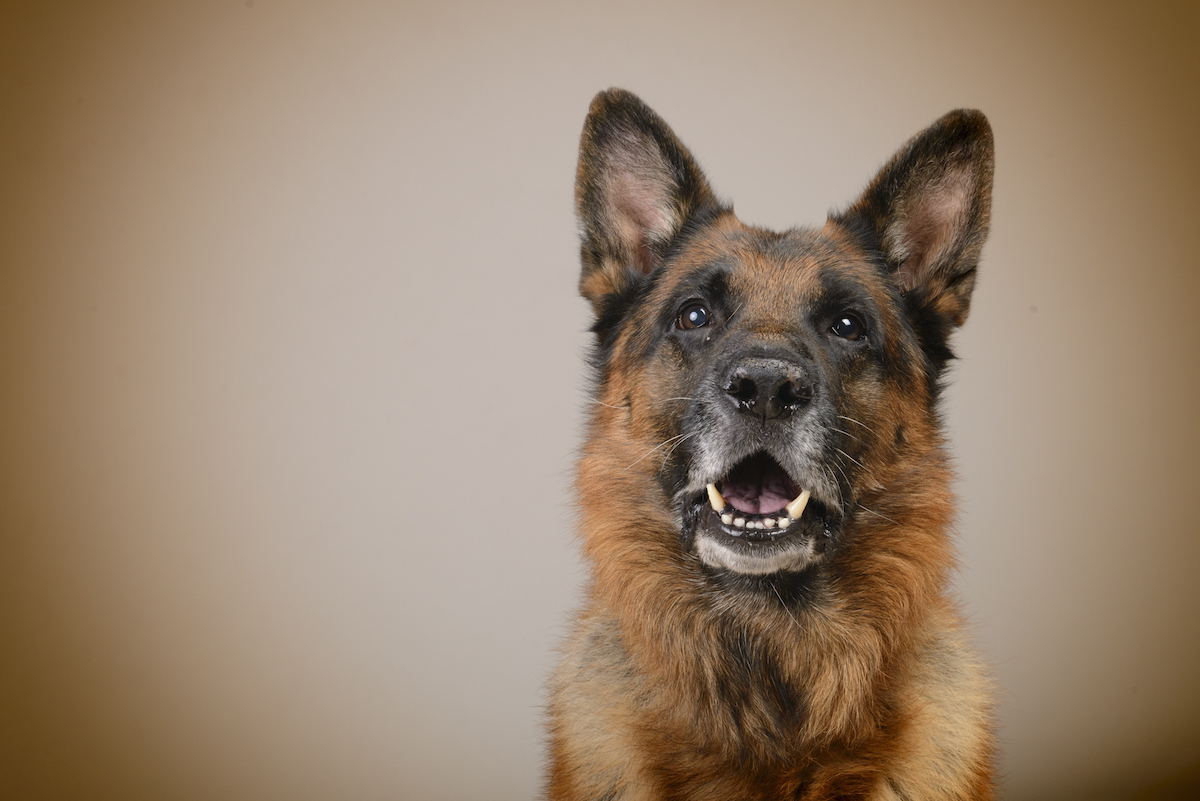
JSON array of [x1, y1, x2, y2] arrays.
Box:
[[547, 89, 995, 800]]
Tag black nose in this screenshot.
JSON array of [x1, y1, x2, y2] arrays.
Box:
[[723, 357, 813, 421]]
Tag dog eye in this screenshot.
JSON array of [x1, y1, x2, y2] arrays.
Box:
[[831, 313, 864, 341], [677, 302, 711, 330]]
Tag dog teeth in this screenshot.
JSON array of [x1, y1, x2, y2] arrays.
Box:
[[706, 483, 726, 513], [785, 489, 812, 521], [710, 487, 810, 532]]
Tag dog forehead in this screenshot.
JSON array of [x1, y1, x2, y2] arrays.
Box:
[[661, 219, 878, 306]]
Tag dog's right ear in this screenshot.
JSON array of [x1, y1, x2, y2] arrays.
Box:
[[575, 89, 721, 311]]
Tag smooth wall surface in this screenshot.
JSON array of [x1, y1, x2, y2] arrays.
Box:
[[2, 2, 1198, 799]]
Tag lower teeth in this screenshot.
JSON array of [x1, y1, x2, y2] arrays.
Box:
[[719, 510, 792, 531]]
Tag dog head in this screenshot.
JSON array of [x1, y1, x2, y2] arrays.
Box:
[[575, 89, 993, 581]]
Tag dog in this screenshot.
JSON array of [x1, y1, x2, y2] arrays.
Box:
[[546, 89, 995, 801]]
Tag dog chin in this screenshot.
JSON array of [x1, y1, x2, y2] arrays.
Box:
[[694, 532, 822, 575]]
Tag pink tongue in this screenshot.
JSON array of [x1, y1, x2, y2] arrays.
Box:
[[722, 479, 792, 515]]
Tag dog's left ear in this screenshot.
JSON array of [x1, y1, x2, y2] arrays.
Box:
[[834, 110, 993, 327]]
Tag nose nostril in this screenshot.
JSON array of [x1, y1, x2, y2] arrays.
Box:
[[778, 379, 811, 408], [726, 376, 758, 404]]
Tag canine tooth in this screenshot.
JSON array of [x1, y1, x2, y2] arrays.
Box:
[[706, 483, 726, 512], [785, 489, 812, 520], [777, 517, 790, 528], [733, 518, 746, 528], [721, 513, 733, 525], [764, 518, 776, 529]]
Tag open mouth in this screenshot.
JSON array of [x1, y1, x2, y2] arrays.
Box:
[[686, 450, 835, 575], [688, 451, 834, 575], [702, 452, 823, 539]]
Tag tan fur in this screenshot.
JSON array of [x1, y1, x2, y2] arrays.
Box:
[[548, 90, 995, 801]]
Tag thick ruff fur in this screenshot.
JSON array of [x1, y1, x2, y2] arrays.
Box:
[[547, 89, 996, 801]]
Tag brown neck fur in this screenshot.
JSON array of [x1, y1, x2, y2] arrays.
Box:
[[575, 406, 955, 782]]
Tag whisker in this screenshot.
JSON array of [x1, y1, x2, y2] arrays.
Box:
[[827, 462, 851, 505], [590, 399, 627, 409], [858, 504, 899, 526], [771, 584, 802, 631], [834, 447, 867, 471], [837, 415, 879, 437], [624, 433, 689, 471], [829, 426, 864, 444], [660, 431, 698, 468], [833, 448, 885, 491], [656, 397, 694, 404], [823, 465, 846, 514]]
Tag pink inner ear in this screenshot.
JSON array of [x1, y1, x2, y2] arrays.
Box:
[[602, 158, 679, 275], [893, 166, 973, 291], [612, 175, 676, 267]]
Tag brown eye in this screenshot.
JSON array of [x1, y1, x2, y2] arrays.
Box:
[[831, 313, 864, 341], [678, 302, 711, 330]]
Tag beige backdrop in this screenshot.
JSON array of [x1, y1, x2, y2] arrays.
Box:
[[2, 2, 1198, 799]]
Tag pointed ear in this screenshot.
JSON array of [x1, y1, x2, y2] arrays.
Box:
[[575, 89, 721, 309], [833, 110, 994, 326]]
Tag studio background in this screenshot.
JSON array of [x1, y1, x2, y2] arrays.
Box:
[[2, 2, 1197, 799]]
